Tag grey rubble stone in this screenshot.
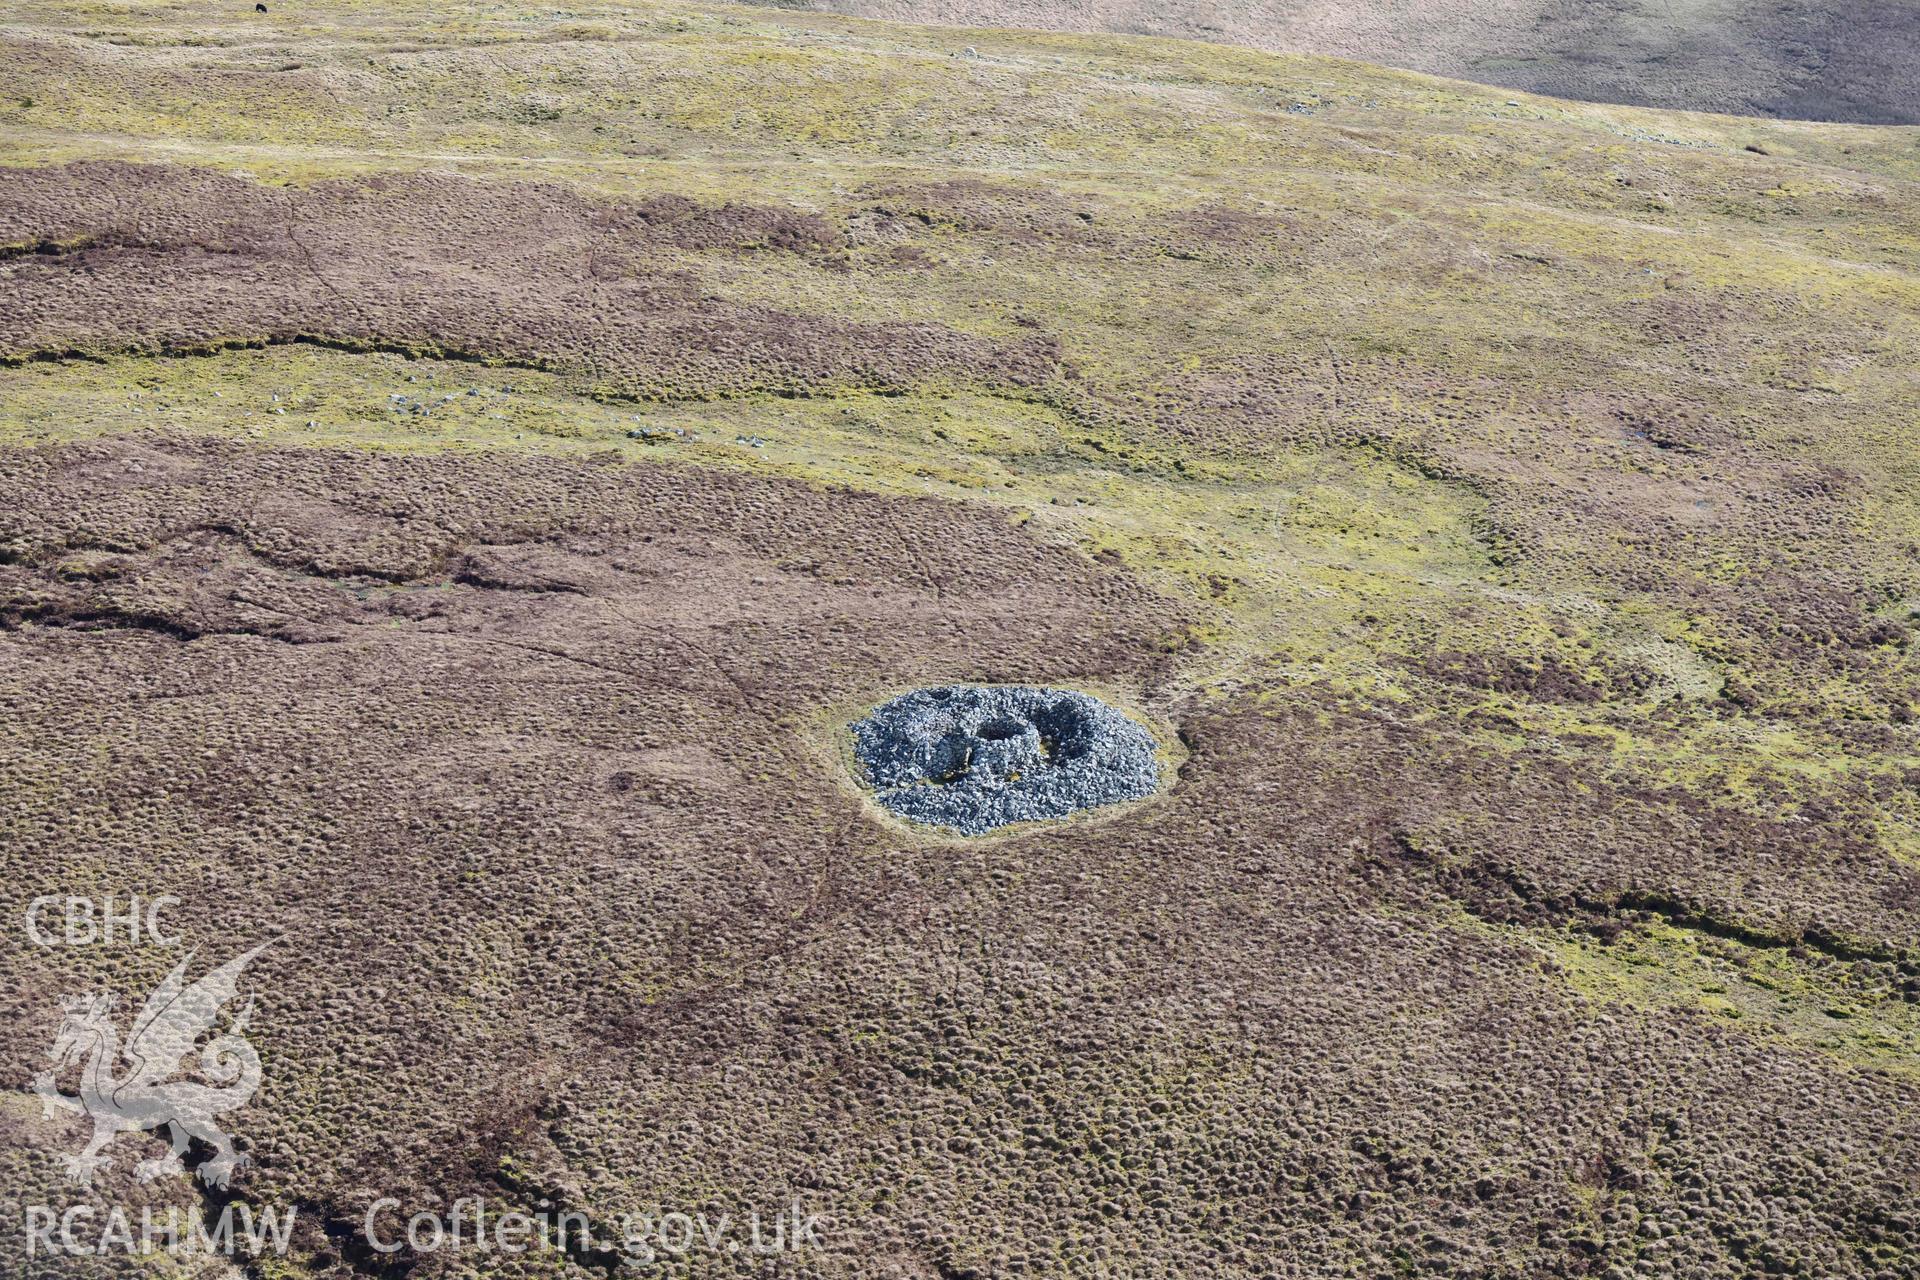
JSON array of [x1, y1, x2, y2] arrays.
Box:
[[851, 685, 1159, 834]]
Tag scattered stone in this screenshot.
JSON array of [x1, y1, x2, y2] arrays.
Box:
[[851, 685, 1159, 834]]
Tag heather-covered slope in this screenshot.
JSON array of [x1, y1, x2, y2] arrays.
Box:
[[3, 2, 1920, 1277]]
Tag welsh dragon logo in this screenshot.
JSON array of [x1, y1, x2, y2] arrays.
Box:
[[32, 942, 271, 1189]]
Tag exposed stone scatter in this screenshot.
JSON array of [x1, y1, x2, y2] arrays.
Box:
[[852, 685, 1159, 833]]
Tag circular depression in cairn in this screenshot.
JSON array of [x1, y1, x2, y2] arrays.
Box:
[[851, 685, 1160, 834]]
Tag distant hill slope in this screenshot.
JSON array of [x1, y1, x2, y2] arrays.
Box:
[[748, 0, 1920, 122]]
